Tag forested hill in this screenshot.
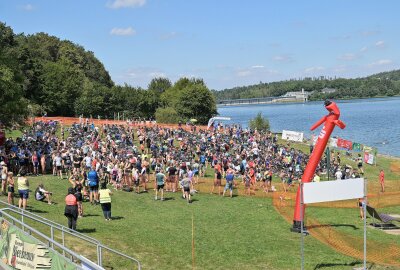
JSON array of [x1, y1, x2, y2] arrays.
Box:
[[213, 70, 400, 101], [0, 22, 217, 127]]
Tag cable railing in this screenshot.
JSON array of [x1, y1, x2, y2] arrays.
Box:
[[0, 209, 103, 270], [0, 201, 141, 269]]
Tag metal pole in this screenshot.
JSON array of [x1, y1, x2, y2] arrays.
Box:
[[98, 245, 102, 267], [300, 182, 304, 270], [50, 226, 54, 249], [363, 178, 367, 270], [62, 228, 65, 257]]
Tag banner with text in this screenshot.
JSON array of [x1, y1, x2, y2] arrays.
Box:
[[282, 130, 304, 142], [0, 219, 78, 270]]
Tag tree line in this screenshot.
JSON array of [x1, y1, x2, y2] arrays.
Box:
[[213, 72, 400, 102], [0, 22, 216, 128]]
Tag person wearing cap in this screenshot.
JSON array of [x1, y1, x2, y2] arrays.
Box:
[[17, 169, 29, 210], [64, 187, 78, 230]]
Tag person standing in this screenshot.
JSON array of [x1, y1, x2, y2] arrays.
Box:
[[7, 172, 15, 205], [17, 170, 29, 210], [1, 161, 8, 195], [180, 174, 192, 203], [64, 187, 78, 230], [379, 169, 385, 193], [99, 182, 113, 221], [87, 166, 99, 204], [222, 168, 235, 198], [154, 170, 165, 201]]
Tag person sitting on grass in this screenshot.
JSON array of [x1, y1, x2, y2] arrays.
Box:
[[35, 183, 53, 205]]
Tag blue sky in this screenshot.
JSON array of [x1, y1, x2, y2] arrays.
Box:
[[1, 0, 400, 90]]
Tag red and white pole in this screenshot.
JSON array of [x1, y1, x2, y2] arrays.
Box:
[[291, 100, 345, 232]]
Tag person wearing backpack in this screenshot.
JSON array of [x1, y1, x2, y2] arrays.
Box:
[[87, 166, 99, 205]]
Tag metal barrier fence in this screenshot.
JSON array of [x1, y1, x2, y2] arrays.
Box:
[[0, 201, 141, 270]]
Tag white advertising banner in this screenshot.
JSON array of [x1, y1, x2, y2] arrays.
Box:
[[282, 130, 304, 142], [303, 178, 365, 204]]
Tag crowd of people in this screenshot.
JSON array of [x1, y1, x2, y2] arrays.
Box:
[[0, 119, 374, 229]]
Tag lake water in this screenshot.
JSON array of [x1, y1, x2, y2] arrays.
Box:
[[217, 97, 400, 157]]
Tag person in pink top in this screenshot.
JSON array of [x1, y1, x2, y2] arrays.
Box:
[[379, 169, 385, 193]]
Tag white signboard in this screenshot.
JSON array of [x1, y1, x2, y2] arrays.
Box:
[[303, 178, 364, 204], [282, 130, 304, 142]]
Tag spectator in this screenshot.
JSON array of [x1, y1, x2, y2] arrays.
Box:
[[17, 169, 29, 210], [64, 187, 78, 230], [379, 169, 385, 193], [35, 183, 53, 205], [7, 172, 14, 205], [99, 181, 113, 221], [1, 161, 8, 195], [154, 169, 165, 201], [87, 166, 99, 204]]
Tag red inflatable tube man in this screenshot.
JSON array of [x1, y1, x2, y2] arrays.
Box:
[[291, 100, 345, 233]]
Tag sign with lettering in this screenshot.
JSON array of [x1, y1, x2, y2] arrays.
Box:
[[0, 219, 78, 270]]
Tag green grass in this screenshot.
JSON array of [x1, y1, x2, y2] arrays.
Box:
[[2, 174, 399, 270]]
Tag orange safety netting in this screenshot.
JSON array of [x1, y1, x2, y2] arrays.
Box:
[[273, 190, 400, 267], [31, 117, 207, 131]]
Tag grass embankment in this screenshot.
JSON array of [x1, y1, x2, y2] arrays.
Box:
[[3, 127, 400, 270]]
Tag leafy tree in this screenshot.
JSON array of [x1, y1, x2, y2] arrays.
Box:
[[0, 22, 29, 128], [175, 84, 217, 124], [249, 113, 270, 132], [155, 107, 180, 123], [40, 59, 84, 116]]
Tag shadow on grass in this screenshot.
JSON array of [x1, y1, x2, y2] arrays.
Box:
[[84, 214, 100, 217], [111, 216, 124, 220], [28, 208, 48, 214], [76, 228, 96, 233], [313, 260, 364, 269], [163, 197, 175, 201], [308, 224, 359, 230]]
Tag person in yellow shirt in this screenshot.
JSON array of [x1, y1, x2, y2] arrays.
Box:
[[17, 170, 29, 210], [99, 182, 113, 221], [313, 171, 321, 182]]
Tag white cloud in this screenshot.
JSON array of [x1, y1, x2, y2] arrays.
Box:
[[360, 46, 368, 52], [338, 53, 358, 61], [110, 27, 136, 36], [304, 66, 325, 73], [367, 59, 393, 67], [148, 72, 167, 78], [107, 0, 146, 9], [272, 54, 294, 63], [361, 30, 380, 37], [20, 4, 34, 11], [375, 40, 385, 48], [251, 65, 264, 69], [236, 70, 252, 77], [159, 32, 179, 40]]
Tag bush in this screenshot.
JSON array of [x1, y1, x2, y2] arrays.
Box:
[[155, 107, 181, 124], [249, 112, 270, 132]]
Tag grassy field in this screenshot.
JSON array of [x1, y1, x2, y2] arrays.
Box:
[[3, 128, 400, 269], [1, 173, 399, 270]]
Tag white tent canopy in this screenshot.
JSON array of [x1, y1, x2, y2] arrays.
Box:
[[207, 117, 231, 129]]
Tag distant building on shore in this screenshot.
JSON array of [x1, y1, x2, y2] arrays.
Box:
[[321, 87, 337, 94], [281, 88, 310, 102]]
